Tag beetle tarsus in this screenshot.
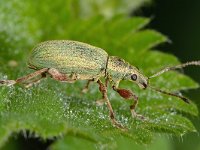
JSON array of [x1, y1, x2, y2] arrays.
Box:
[[0, 80, 16, 86]]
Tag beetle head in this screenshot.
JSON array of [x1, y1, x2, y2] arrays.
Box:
[[107, 56, 148, 89], [123, 60, 200, 104], [124, 65, 148, 89]]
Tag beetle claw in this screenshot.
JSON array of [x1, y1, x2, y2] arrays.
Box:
[[111, 119, 128, 131], [131, 111, 148, 121]]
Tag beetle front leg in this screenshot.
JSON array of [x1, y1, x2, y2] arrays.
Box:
[[0, 68, 48, 86], [112, 86, 145, 120], [97, 80, 125, 130]]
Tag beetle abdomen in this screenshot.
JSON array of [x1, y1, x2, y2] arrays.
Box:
[[28, 40, 108, 79]]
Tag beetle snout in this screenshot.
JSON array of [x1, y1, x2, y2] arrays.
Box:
[[141, 82, 147, 89], [138, 81, 148, 89], [138, 77, 148, 89]]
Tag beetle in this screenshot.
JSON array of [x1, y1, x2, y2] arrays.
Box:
[[0, 40, 200, 129]]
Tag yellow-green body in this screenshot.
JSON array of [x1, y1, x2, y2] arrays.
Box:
[[29, 40, 108, 80], [28, 40, 148, 88]]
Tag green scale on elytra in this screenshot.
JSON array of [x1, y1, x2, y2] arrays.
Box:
[[29, 40, 108, 80], [1, 40, 200, 130]]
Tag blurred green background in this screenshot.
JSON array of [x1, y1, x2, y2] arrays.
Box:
[[0, 0, 200, 150]]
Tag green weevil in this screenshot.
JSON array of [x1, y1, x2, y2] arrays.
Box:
[[1, 40, 200, 129]]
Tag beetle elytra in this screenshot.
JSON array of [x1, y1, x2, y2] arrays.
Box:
[[1, 40, 200, 129]]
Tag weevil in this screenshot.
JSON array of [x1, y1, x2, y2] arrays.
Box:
[[0, 40, 200, 129]]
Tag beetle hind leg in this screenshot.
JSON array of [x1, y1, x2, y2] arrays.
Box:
[[24, 73, 47, 88], [0, 68, 48, 87], [47, 68, 76, 82]]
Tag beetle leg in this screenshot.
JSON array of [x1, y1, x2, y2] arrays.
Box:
[[0, 68, 48, 86], [97, 80, 125, 130], [48, 68, 75, 82], [24, 73, 47, 88], [96, 78, 109, 105], [82, 79, 94, 93], [112, 86, 145, 120]]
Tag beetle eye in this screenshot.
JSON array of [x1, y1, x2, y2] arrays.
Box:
[[131, 74, 137, 81]]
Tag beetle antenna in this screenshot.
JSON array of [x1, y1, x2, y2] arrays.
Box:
[[149, 61, 200, 79], [148, 85, 190, 103]]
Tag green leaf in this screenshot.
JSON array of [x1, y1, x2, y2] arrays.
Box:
[[0, 0, 199, 149], [51, 135, 96, 150]]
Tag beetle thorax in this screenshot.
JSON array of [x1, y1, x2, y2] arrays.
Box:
[[106, 56, 130, 80]]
